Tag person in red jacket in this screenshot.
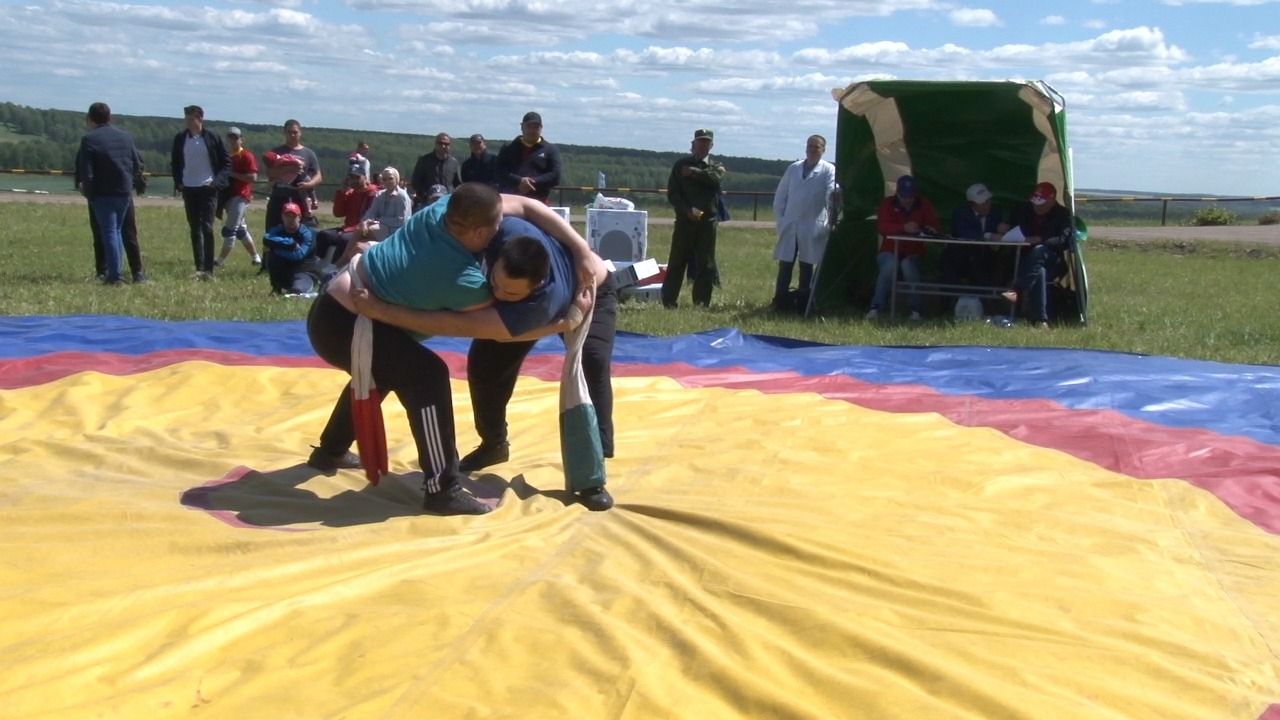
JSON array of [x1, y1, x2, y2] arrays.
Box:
[[868, 174, 939, 321], [314, 159, 380, 264]]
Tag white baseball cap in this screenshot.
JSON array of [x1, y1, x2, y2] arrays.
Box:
[[966, 183, 993, 204]]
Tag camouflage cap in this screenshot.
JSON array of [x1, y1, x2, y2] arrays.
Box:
[[693, 128, 714, 141]]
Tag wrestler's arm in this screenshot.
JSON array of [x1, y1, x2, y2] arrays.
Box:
[[351, 288, 568, 341]]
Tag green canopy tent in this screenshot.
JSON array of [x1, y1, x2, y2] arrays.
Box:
[[812, 80, 1089, 324]]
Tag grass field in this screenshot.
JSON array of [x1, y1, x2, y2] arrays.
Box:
[[2, 200, 1277, 366]]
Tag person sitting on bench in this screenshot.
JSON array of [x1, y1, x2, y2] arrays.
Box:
[[1003, 182, 1072, 328]]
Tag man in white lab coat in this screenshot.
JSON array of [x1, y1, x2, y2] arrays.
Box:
[[771, 134, 839, 313]]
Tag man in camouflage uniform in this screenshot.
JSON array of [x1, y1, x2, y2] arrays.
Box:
[[662, 128, 726, 308]]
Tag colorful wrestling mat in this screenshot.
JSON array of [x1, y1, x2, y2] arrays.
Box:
[[1, 315, 1278, 719]]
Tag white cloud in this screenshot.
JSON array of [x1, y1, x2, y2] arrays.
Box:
[[385, 66, 457, 81], [617, 47, 782, 71], [488, 51, 611, 70], [1161, 0, 1280, 5], [794, 27, 1187, 73], [1249, 35, 1280, 50], [399, 21, 561, 46], [1083, 19, 1108, 29], [1178, 55, 1280, 90], [347, 0, 946, 43], [689, 73, 845, 95], [189, 43, 270, 59], [1076, 90, 1189, 111], [212, 60, 288, 73], [555, 77, 620, 90], [949, 8, 1000, 27], [1041, 15, 1066, 25]]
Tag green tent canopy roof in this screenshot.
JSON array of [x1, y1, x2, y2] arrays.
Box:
[[813, 79, 1088, 324]]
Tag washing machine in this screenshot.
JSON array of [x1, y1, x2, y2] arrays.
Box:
[[586, 209, 647, 263]]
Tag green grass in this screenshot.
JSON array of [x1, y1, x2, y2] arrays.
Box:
[[0, 173, 177, 196], [2, 201, 1277, 366]]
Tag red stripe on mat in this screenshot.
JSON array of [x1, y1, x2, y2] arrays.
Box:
[[3, 349, 1279, 534]]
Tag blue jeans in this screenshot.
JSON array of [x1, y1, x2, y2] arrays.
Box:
[[872, 251, 921, 312], [1016, 244, 1057, 322], [89, 194, 130, 282]]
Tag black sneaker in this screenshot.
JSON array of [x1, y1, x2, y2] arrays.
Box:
[[132, 272, 147, 284], [458, 441, 510, 472], [307, 446, 362, 475], [575, 486, 614, 512], [422, 484, 492, 515]]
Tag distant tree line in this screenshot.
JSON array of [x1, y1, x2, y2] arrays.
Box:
[[0, 101, 791, 205]]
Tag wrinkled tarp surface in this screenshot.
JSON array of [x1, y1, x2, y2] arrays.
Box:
[[1, 315, 1277, 719]]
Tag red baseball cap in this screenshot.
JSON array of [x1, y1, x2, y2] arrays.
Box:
[[282, 202, 303, 216], [1030, 182, 1057, 205]]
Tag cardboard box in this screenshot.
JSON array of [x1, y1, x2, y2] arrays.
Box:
[[620, 283, 663, 303], [607, 258, 660, 289]]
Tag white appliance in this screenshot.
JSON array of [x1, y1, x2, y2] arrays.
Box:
[[550, 206, 571, 223], [586, 209, 647, 263]]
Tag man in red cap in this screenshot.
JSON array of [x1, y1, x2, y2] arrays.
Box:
[[261, 201, 318, 295], [1003, 181, 1073, 328]]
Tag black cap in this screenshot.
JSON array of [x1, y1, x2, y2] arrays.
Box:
[[522, 111, 542, 125], [469, 133, 485, 143]]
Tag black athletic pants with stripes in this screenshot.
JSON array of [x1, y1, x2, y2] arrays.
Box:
[[467, 273, 618, 458], [307, 292, 464, 493]]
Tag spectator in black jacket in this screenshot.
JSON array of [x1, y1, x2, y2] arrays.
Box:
[[496, 111, 561, 203], [171, 105, 231, 280], [461, 133, 499, 188], [77, 101, 144, 286], [410, 132, 462, 211], [1002, 182, 1074, 327], [76, 111, 146, 284]]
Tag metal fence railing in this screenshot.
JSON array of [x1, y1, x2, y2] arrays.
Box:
[[4, 169, 1276, 225]]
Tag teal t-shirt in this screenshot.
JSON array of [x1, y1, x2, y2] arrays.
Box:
[[363, 196, 490, 311]]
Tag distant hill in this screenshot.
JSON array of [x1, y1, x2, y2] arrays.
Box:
[[0, 101, 789, 207], [4, 101, 1273, 222]]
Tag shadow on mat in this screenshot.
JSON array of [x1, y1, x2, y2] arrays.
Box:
[[180, 465, 574, 530]]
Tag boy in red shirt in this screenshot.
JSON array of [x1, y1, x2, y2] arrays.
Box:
[[216, 127, 262, 267]]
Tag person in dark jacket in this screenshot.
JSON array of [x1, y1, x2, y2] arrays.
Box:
[[661, 128, 726, 308], [76, 109, 146, 283], [263, 202, 319, 295], [461, 133, 500, 188], [171, 105, 231, 279], [410, 132, 462, 210], [495, 112, 562, 203], [1003, 181, 1074, 327], [76, 101, 144, 286]]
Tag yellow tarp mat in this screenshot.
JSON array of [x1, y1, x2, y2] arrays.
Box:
[[1, 362, 1278, 718]]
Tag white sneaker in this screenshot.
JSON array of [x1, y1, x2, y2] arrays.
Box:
[[909, 311, 923, 321], [865, 308, 879, 320]]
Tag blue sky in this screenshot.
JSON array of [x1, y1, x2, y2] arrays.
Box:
[[1, 0, 1277, 195]]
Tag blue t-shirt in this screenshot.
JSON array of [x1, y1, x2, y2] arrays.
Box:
[[485, 217, 573, 337], [363, 195, 490, 311]]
